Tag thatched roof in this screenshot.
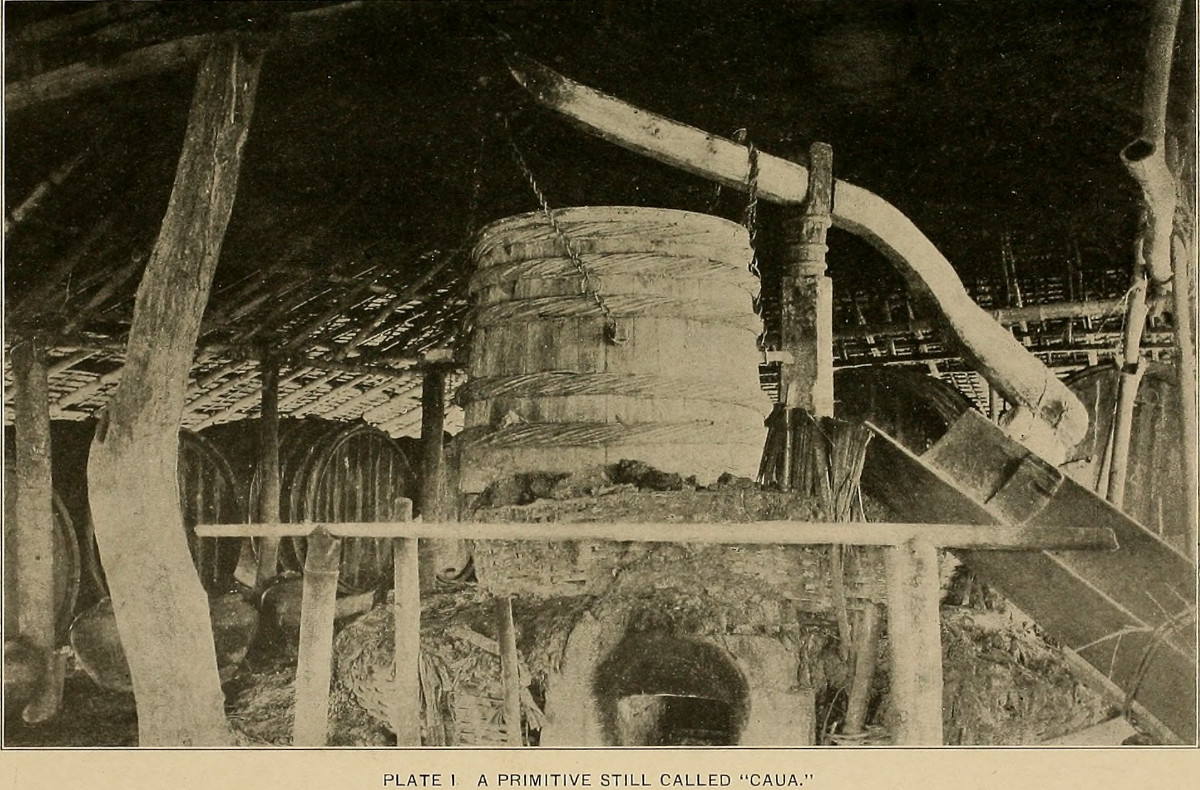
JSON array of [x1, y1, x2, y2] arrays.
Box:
[[3, 1, 1190, 432]]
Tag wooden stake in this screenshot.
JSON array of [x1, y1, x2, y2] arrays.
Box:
[[10, 336, 61, 723], [843, 603, 882, 737], [496, 596, 523, 746], [85, 40, 261, 746], [293, 528, 341, 747], [884, 539, 943, 746], [256, 354, 282, 586], [392, 534, 422, 746]]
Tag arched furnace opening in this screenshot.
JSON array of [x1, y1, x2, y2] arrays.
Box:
[[592, 632, 749, 746]]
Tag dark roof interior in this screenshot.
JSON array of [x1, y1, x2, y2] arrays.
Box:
[[3, 0, 1194, 432]]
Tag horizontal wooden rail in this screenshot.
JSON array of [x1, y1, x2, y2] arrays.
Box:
[[195, 520, 1117, 551]]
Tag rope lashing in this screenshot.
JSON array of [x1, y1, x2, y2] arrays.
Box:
[[457, 371, 763, 407], [471, 294, 763, 334], [458, 420, 768, 448]]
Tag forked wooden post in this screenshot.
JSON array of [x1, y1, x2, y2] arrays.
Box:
[[392, 531, 421, 746], [293, 528, 341, 746], [884, 538, 944, 745]]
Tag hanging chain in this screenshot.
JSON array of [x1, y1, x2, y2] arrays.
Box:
[[740, 133, 762, 281], [503, 117, 625, 344], [732, 129, 767, 349]]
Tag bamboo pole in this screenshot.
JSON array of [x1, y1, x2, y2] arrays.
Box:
[[292, 528, 341, 747], [830, 296, 1171, 340], [884, 539, 943, 745], [256, 355, 282, 586], [195, 520, 1118, 551], [392, 534, 422, 746], [10, 336, 63, 723], [496, 596, 523, 746]]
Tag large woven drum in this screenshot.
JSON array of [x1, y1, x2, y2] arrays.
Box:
[[458, 207, 771, 491]]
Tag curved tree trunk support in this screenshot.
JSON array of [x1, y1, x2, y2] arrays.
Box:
[[86, 40, 262, 746], [10, 335, 63, 723], [508, 54, 1088, 461]]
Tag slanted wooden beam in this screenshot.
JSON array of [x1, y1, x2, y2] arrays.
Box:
[[12, 1, 160, 44], [6, 2, 362, 113], [10, 336, 62, 723], [86, 40, 262, 746], [5, 148, 90, 233], [506, 54, 1089, 460]]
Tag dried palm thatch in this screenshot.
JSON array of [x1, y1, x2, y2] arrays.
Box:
[[332, 593, 555, 746]]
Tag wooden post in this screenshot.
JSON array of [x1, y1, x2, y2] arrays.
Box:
[[497, 596, 523, 746], [85, 40, 261, 746], [843, 602, 882, 737], [419, 366, 446, 520], [293, 528, 341, 747], [10, 336, 62, 723], [417, 364, 447, 590], [884, 539, 943, 745], [392, 533, 422, 746], [1173, 237, 1199, 561], [780, 142, 834, 417], [256, 354, 282, 586]]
